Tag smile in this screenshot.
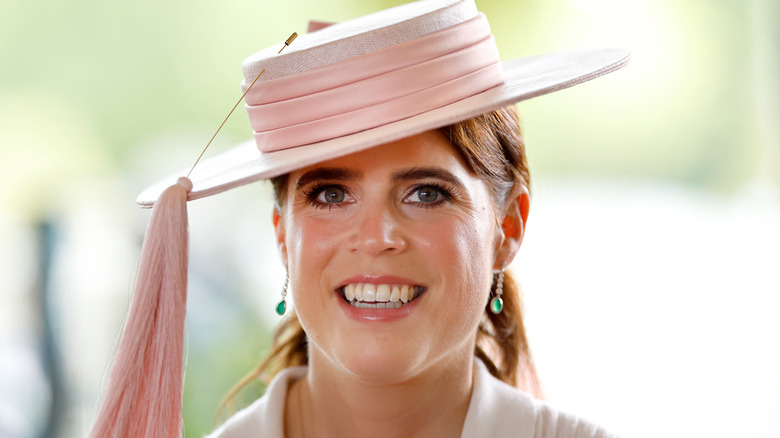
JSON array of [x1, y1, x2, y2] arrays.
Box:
[[340, 283, 426, 309]]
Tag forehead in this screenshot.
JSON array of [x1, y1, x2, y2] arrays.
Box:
[[288, 130, 472, 181]]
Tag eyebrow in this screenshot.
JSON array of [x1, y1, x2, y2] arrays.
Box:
[[392, 167, 466, 189], [295, 167, 363, 189], [294, 166, 466, 190]]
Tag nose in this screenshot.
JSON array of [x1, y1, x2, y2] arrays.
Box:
[[347, 202, 407, 256]]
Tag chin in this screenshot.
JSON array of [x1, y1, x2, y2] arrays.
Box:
[[325, 340, 429, 385]]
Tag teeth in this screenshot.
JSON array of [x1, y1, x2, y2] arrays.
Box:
[[363, 284, 376, 302], [390, 285, 400, 303], [353, 301, 403, 309], [355, 283, 363, 301], [342, 283, 424, 308], [376, 284, 391, 301]]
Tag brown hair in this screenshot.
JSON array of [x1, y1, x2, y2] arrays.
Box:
[[219, 105, 540, 418]]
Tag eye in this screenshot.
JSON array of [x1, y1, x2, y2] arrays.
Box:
[[317, 186, 346, 204], [413, 186, 440, 203], [405, 184, 452, 206], [301, 184, 353, 209]]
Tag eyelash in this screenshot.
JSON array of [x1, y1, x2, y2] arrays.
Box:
[[300, 182, 456, 210]]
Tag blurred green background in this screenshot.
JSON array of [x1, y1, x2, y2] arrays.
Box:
[[1, 0, 778, 437]]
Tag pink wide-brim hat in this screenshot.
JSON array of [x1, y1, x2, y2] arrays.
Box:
[[137, 0, 629, 207]]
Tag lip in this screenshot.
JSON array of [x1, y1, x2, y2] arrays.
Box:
[[335, 274, 427, 322]]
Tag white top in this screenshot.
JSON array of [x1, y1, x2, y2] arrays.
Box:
[[207, 360, 618, 438]]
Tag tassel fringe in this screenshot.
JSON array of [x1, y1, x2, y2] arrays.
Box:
[[90, 177, 192, 438]]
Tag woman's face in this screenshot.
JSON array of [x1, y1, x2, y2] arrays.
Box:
[[275, 130, 508, 382]]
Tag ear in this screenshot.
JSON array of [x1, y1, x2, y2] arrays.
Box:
[[495, 185, 530, 269], [272, 207, 288, 268]]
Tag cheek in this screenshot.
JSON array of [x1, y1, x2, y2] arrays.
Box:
[[289, 216, 340, 259], [285, 215, 342, 342], [286, 214, 343, 285], [419, 208, 497, 307], [419, 216, 494, 349], [456, 217, 495, 304]]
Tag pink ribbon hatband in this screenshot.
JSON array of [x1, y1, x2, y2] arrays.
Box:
[[244, 14, 504, 152]]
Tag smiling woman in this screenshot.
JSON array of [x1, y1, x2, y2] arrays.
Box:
[[88, 0, 628, 437], [213, 109, 544, 438], [276, 127, 523, 438]]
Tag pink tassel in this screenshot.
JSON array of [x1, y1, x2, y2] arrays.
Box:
[[90, 177, 192, 438]]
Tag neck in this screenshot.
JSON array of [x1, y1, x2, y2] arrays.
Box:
[[286, 349, 475, 438]]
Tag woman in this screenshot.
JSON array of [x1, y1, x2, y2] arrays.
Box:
[[212, 109, 568, 438], [90, 0, 628, 437]]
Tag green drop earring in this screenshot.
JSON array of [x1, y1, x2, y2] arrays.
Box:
[[490, 263, 505, 315], [276, 273, 289, 316]]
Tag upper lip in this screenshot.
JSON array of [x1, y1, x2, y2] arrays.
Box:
[[335, 274, 425, 291]]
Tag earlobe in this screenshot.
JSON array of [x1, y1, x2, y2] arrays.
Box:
[[272, 207, 288, 267]]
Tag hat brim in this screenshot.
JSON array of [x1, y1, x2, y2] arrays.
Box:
[[137, 47, 629, 207]]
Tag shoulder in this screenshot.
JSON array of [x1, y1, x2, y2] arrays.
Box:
[[205, 366, 307, 438], [461, 361, 620, 438]]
